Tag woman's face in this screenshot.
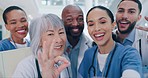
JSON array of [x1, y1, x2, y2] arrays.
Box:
[[87, 8, 114, 46], [40, 26, 67, 58], [5, 10, 28, 40]]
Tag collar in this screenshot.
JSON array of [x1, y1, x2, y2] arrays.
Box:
[[66, 35, 82, 49], [123, 28, 136, 43]]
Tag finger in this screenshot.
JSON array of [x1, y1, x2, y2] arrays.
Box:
[[54, 56, 70, 72], [42, 41, 49, 62], [136, 26, 148, 31], [37, 50, 43, 65], [48, 39, 56, 59]]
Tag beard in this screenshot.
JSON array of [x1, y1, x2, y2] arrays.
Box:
[[65, 25, 84, 38], [117, 21, 136, 34]]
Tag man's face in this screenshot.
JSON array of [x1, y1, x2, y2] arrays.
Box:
[[116, 1, 141, 34], [62, 7, 84, 38]]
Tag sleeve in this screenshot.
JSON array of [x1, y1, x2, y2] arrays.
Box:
[[122, 69, 140, 78], [12, 57, 37, 78], [121, 46, 143, 78]]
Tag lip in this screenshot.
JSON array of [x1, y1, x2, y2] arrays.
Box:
[[119, 20, 130, 28], [93, 32, 105, 41], [16, 29, 27, 34], [72, 28, 79, 33], [54, 45, 63, 50]]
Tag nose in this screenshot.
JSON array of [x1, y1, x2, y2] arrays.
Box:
[[94, 22, 101, 32], [122, 12, 128, 19], [72, 19, 79, 26], [54, 34, 63, 43], [18, 22, 24, 27]]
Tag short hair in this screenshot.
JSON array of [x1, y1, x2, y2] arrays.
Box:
[[2, 6, 26, 24], [86, 5, 114, 23], [118, 0, 142, 14], [29, 14, 65, 56]]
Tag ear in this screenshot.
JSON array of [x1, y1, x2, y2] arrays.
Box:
[[111, 21, 116, 30], [138, 15, 142, 21], [5, 24, 10, 31]]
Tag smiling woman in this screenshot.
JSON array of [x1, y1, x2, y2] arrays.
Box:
[[12, 14, 72, 78], [0, 6, 30, 51]]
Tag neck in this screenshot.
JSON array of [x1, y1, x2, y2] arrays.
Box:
[[10, 36, 25, 44], [98, 39, 114, 54], [117, 31, 129, 42], [67, 35, 80, 48]]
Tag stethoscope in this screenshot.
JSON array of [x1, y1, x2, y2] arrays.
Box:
[[88, 42, 117, 78]]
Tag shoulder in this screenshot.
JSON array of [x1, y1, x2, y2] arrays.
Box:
[[116, 43, 141, 61], [81, 34, 93, 46], [15, 55, 36, 70], [83, 46, 97, 59], [12, 55, 37, 77], [116, 42, 138, 54], [0, 39, 10, 45], [0, 39, 15, 51]]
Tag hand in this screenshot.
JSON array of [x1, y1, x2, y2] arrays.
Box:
[[145, 16, 148, 21], [38, 41, 70, 78], [135, 26, 148, 32]]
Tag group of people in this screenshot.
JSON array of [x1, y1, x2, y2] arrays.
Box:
[[0, 0, 148, 78]]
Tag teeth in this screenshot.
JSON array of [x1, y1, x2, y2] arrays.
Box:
[[72, 28, 79, 32], [95, 34, 104, 37], [54, 45, 62, 49], [121, 21, 128, 24], [17, 30, 25, 33]]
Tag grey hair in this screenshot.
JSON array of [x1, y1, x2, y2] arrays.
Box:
[[29, 13, 65, 56]]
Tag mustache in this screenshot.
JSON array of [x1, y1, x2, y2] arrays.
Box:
[[118, 19, 131, 24]]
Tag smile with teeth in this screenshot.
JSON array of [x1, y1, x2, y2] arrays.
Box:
[[72, 28, 79, 32], [54, 45, 62, 49], [120, 21, 129, 24], [94, 34, 104, 37], [17, 30, 26, 33], [94, 33, 105, 41]]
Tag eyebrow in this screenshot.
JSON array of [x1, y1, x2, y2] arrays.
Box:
[[118, 8, 136, 11], [87, 17, 107, 23], [59, 28, 64, 31], [46, 28, 64, 32]]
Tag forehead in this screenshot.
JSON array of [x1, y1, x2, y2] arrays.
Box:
[[6, 10, 26, 19], [88, 8, 109, 20], [118, 1, 139, 10], [63, 7, 83, 17]]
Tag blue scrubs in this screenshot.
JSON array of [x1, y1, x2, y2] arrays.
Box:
[[0, 38, 30, 51], [78, 42, 143, 78]]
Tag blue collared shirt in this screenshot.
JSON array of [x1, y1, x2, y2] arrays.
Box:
[[122, 29, 136, 46], [65, 36, 82, 78]]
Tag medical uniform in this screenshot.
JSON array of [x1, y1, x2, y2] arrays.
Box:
[[0, 38, 30, 51], [78, 42, 143, 78], [113, 28, 148, 77]]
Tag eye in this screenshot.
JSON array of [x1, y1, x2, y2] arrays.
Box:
[[77, 17, 83, 22], [59, 31, 65, 34], [87, 22, 94, 27], [128, 10, 135, 14], [100, 21, 106, 24], [10, 22, 16, 24], [117, 9, 124, 13], [21, 19, 27, 22], [66, 17, 73, 22], [47, 33, 54, 36]]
